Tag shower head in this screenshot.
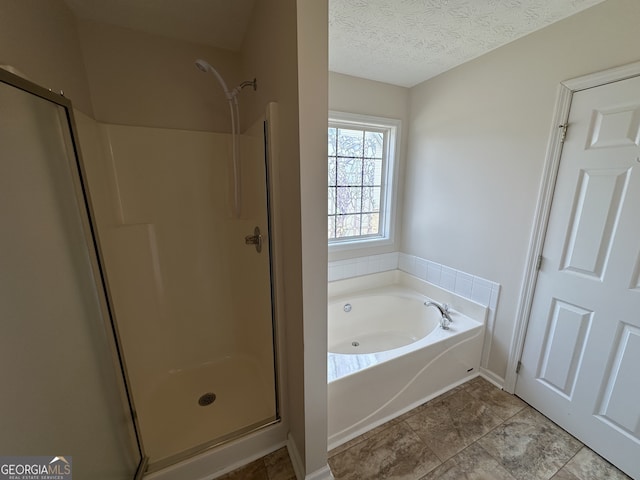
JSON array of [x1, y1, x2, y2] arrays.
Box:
[[195, 59, 209, 73], [195, 58, 232, 100]]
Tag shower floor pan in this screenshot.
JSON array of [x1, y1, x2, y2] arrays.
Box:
[[136, 355, 277, 468]]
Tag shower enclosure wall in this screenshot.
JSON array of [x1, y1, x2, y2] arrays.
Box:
[[79, 106, 280, 469]]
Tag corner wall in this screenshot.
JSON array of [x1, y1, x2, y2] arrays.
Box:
[[297, 0, 331, 477], [77, 19, 241, 132], [240, 0, 310, 474], [0, 0, 93, 115], [403, 0, 640, 381], [242, 0, 333, 477]]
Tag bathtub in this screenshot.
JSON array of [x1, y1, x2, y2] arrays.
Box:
[[328, 270, 486, 448]]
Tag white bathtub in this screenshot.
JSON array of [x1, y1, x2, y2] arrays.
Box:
[[328, 270, 486, 448], [329, 293, 440, 355]]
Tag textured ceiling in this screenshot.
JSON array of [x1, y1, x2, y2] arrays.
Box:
[[330, 0, 606, 87], [65, 0, 606, 87], [64, 0, 256, 52]]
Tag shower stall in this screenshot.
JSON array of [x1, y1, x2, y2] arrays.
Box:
[[1, 61, 281, 475], [94, 118, 279, 471], [83, 90, 281, 469]]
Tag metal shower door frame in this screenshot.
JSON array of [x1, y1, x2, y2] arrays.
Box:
[[0, 67, 148, 479]]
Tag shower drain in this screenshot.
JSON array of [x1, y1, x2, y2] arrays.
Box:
[[352, 341, 360, 347], [198, 392, 217, 406]]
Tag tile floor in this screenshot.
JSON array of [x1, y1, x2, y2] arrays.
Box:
[[217, 377, 631, 480]]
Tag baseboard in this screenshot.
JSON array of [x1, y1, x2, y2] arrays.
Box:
[[144, 422, 287, 480], [287, 433, 335, 480], [305, 465, 335, 480], [287, 434, 303, 480], [479, 367, 505, 390]]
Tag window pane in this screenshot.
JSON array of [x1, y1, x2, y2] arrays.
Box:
[[328, 118, 395, 243], [336, 214, 361, 238], [337, 128, 363, 157], [364, 131, 383, 158], [363, 158, 382, 186], [328, 157, 336, 187], [337, 158, 363, 186], [336, 186, 362, 215], [328, 128, 337, 156], [328, 187, 336, 214], [362, 186, 381, 212], [361, 213, 380, 235], [328, 216, 336, 239]]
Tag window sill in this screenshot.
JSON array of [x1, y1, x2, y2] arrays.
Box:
[[328, 235, 394, 253]]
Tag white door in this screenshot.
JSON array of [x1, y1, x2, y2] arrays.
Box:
[[516, 75, 640, 479]]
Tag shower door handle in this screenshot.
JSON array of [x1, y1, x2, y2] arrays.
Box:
[[245, 226, 262, 253]]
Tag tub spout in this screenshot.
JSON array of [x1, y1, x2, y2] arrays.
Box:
[[424, 301, 452, 330]]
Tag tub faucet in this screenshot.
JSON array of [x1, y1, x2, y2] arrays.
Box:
[[424, 301, 452, 330]]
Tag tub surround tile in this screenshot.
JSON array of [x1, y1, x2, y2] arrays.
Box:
[[328, 422, 441, 480], [379, 252, 399, 271], [425, 261, 441, 284], [398, 253, 415, 273], [454, 271, 474, 298], [403, 389, 504, 462], [328, 253, 399, 282], [343, 262, 357, 278], [367, 256, 381, 274], [419, 443, 518, 480], [558, 447, 631, 480], [330, 254, 500, 316], [414, 257, 428, 279], [489, 284, 500, 309], [329, 264, 344, 282], [356, 258, 369, 276], [439, 266, 457, 291], [470, 277, 493, 305], [478, 407, 583, 480]]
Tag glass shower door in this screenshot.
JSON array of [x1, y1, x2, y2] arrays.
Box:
[[0, 70, 143, 478]]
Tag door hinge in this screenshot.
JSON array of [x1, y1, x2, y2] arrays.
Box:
[[536, 255, 543, 271], [516, 361, 522, 374], [559, 124, 568, 143]]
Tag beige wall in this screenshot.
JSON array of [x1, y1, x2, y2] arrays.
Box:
[[77, 19, 242, 133], [328, 72, 410, 261], [243, 0, 331, 475], [329, 72, 409, 121], [0, 0, 93, 115], [297, 0, 330, 476], [241, 0, 334, 476], [404, 0, 640, 381]]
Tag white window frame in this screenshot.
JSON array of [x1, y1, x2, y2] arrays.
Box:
[[328, 111, 401, 252]]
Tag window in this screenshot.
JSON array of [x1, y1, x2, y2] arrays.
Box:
[[328, 112, 399, 248]]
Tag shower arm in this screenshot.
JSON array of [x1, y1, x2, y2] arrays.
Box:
[[231, 79, 257, 97], [196, 59, 257, 218]]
